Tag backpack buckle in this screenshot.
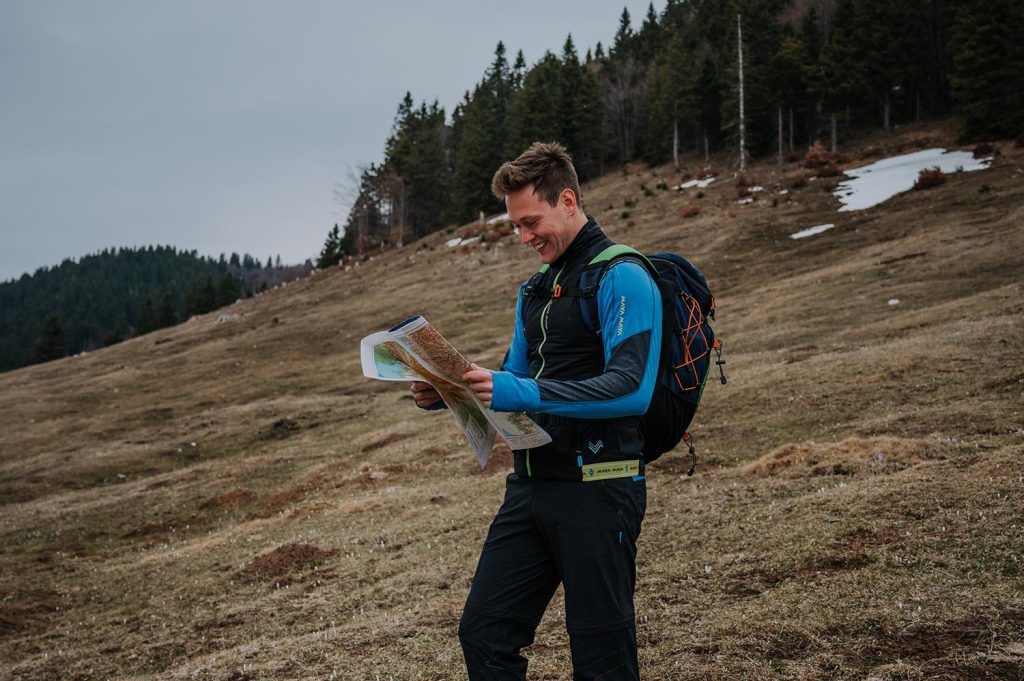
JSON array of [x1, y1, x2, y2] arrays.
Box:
[[552, 284, 563, 298]]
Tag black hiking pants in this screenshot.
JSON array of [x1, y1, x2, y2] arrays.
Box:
[[459, 472, 646, 680]]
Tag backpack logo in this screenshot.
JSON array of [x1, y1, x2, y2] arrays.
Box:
[[587, 439, 604, 454]]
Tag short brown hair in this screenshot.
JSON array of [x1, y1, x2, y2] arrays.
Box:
[[491, 142, 582, 208]]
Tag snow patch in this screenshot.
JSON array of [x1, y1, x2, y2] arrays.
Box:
[[790, 223, 836, 239], [888, 298, 901, 306], [674, 177, 717, 190], [834, 148, 992, 212], [737, 198, 753, 205], [487, 212, 510, 224], [445, 237, 463, 248]]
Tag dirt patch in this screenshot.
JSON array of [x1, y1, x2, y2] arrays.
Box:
[[261, 417, 319, 440], [743, 436, 939, 478], [361, 432, 413, 453], [201, 488, 257, 510], [0, 590, 60, 638], [35, 540, 89, 563], [239, 543, 336, 582], [474, 442, 513, 475], [248, 487, 305, 519], [845, 612, 1024, 676]]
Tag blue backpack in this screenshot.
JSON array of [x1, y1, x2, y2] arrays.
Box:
[[578, 245, 727, 474]]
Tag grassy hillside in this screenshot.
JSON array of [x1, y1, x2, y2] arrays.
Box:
[[2, 121, 1022, 680]]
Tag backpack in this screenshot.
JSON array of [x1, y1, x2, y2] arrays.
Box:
[[577, 245, 727, 474]]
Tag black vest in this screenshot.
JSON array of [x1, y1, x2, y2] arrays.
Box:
[[514, 219, 644, 480]]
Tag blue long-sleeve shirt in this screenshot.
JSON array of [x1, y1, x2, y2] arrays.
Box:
[[490, 260, 661, 418]]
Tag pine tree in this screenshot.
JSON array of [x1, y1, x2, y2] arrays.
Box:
[[317, 224, 342, 269], [33, 317, 66, 363], [217, 272, 240, 308], [157, 292, 177, 328], [450, 42, 513, 221], [950, 0, 1024, 140], [183, 274, 214, 318], [137, 295, 157, 335]]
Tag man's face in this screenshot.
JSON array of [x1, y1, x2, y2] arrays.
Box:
[[507, 185, 576, 265]]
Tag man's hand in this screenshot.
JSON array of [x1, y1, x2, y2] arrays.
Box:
[[462, 364, 494, 408], [410, 381, 443, 409]]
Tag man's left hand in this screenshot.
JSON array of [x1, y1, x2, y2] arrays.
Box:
[[462, 364, 494, 408]]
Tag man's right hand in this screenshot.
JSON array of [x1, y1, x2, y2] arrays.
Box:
[[410, 381, 443, 409]]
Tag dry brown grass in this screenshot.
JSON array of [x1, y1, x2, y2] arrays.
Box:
[[1, 120, 1022, 679]]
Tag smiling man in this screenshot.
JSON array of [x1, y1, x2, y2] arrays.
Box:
[[421, 141, 661, 680]]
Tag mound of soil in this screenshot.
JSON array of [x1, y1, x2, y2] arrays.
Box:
[[240, 543, 336, 581], [743, 436, 938, 478], [201, 488, 257, 510]]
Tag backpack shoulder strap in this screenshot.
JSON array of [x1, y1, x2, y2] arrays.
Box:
[[579, 245, 664, 334], [588, 245, 660, 285]]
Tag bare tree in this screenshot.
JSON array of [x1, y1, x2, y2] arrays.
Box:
[[737, 13, 748, 172], [601, 56, 649, 163]]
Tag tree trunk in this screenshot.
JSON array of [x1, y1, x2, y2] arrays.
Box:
[[915, 91, 921, 122], [737, 13, 747, 172], [673, 120, 680, 171], [788, 108, 794, 154], [883, 90, 891, 131], [777, 106, 784, 165], [704, 132, 710, 161], [830, 113, 837, 154]]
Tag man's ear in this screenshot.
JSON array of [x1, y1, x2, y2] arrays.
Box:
[[561, 188, 577, 215]]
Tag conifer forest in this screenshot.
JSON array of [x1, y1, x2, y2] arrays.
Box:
[[328, 0, 1023, 257]]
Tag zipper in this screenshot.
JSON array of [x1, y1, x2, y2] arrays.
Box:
[[534, 265, 565, 381], [527, 264, 564, 476]]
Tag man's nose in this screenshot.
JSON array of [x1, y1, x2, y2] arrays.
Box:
[[519, 227, 533, 244]]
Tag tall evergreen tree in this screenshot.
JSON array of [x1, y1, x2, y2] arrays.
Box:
[[137, 295, 157, 335], [33, 317, 66, 363], [157, 292, 178, 328], [950, 0, 1024, 140], [216, 272, 240, 308], [317, 224, 342, 268], [450, 42, 514, 221]]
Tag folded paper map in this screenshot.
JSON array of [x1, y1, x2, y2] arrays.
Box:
[[360, 316, 551, 467]]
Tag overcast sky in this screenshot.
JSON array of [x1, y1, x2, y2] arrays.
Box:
[[0, 1, 660, 281]]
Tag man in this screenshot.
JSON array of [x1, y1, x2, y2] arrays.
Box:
[[411, 142, 661, 680]]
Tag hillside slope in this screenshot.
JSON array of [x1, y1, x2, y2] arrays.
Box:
[[2, 122, 1022, 680]]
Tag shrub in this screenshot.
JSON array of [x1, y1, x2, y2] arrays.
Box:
[[735, 172, 751, 188], [642, 184, 655, 197], [913, 167, 946, 190], [620, 210, 631, 219], [737, 186, 751, 198], [681, 205, 700, 218], [972, 142, 995, 158], [656, 181, 668, 191], [624, 197, 638, 208], [789, 174, 809, 189], [820, 180, 838, 192], [804, 141, 833, 168], [695, 191, 705, 199], [817, 164, 845, 178], [1015, 133, 1024, 148]]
